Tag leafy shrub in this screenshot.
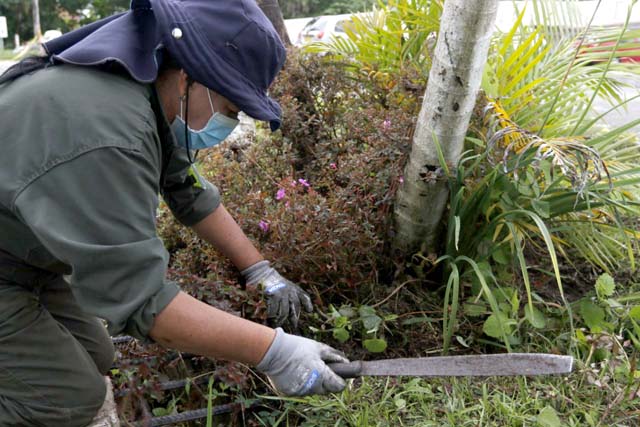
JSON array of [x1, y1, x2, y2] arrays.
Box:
[[306, 0, 443, 96], [158, 49, 419, 312], [157, 40, 640, 356]]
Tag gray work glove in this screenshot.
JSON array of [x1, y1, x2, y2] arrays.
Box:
[[256, 328, 349, 396], [241, 260, 313, 327]]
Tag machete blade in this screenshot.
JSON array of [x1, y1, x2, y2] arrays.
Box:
[[328, 353, 574, 378]]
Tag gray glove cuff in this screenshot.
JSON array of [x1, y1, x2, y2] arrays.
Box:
[[256, 327, 284, 373], [241, 260, 273, 285]]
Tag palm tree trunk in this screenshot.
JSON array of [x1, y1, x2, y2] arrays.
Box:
[[32, 0, 42, 41], [393, 0, 499, 255], [256, 0, 291, 46]]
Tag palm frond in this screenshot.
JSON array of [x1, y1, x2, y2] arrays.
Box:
[[483, 98, 611, 196], [303, 0, 443, 85], [484, 0, 640, 137]]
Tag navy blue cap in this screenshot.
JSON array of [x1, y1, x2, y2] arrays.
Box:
[[43, 0, 286, 131]]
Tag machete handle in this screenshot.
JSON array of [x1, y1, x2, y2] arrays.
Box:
[[328, 361, 363, 378]]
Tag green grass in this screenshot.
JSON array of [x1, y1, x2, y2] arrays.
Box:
[[254, 280, 640, 427], [257, 371, 639, 426], [257, 350, 639, 427]]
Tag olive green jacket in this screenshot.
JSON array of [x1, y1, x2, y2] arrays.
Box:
[[0, 64, 220, 340]]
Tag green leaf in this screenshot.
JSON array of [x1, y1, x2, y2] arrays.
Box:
[[595, 274, 616, 298], [507, 334, 521, 346], [629, 306, 640, 321], [495, 287, 517, 305], [456, 335, 471, 348], [401, 316, 438, 325], [491, 245, 511, 265], [482, 67, 499, 96], [358, 305, 377, 318], [463, 302, 487, 317], [338, 306, 357, 318], [525, 305, 547, 329], [454, 215, 461, 251], [333, 327, 350, 343], [537, 406, 562, 427], [334, 316, 349, 328], [329, 305, 342, 319], [152, 407, 169, 417], [531, 199, 551, 219], [510, 290, 520, 315], [483, 312, 514, 339], [605, 299, 623, 309], [363, 338, 387, 353], [593, 348, 611, 363], [470, 261, 495, 292], [458, 256, 513, 351], [579, 299, 606, 331], [359, 305, 382, 333], [361, 314, 383, 333]]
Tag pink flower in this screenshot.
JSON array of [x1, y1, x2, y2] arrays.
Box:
[[276, 188, 286, 200], [330, 163, 337, 170], [399, 176, 404, 184], [258, 220, 270, 233], [298, 178, 310, 188], [383, 119, 392, 131], [290, 181, 297, 187]]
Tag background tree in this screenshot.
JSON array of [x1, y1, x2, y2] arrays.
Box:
[[322, 0, 376, 15], [32, 0, 42, 40], [0, 0, 127, 49], [0, 0, 30, 48], [0, 0, 379, 49], [79, 0, 129, 24], [279, 0, 379, 19], [257, 0, 291, 45], [393, 0, 499, 255]]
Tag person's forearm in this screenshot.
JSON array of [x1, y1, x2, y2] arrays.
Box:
[[149, 291, 276, 365], [192, 203, 263, 270]]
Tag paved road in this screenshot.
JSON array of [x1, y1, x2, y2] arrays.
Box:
[[592, 75, 640, 133]]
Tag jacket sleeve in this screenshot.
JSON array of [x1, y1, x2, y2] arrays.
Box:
[[13, 146, 180, 341], [160, 147, 221, 227]]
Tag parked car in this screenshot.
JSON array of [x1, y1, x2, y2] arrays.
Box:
[[605, 38, 640, 64], [576, 35, 640, 64], [295, 14, 355, 46]]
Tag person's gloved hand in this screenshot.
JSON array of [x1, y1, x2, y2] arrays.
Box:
[[256, 328, 349, 396], [241, 260, 313, 327]]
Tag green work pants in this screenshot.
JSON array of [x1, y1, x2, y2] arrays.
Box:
[[0, 250, 115, 427]]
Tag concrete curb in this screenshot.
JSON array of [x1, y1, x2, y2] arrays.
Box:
[[88, 377, 121, 427]]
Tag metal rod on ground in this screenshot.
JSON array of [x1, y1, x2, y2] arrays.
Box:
[[133, 402, 260, 427], [110, 336, 260, 426], [113, 355, 164, 367], [114, 377, 210, 398]]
